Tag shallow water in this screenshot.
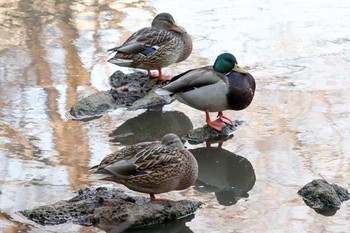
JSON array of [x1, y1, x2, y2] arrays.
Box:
[[1, 0, 350, 232]]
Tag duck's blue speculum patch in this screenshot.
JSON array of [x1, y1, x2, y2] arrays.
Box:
[[140, 47, 157, 56], [133, 171, 148, 176]]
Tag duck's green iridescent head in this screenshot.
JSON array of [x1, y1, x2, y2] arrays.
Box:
[[213, 53, 248, 74]]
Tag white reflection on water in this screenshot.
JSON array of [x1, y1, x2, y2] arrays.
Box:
[[0, 0, 350, 232], [153, 0, 350, 90]]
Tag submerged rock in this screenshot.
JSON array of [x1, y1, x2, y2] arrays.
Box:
[[67, 71, 173, 120], [183, 120, 243, 146], [20, 187, 203, 230], [298, 179, 350, 216]]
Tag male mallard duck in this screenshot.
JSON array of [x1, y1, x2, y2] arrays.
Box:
[[89, 133, 198, 201], [156, 53, 256, 131], [108, 13, 192, 81]]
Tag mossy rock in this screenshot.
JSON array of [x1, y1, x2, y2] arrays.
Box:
[[20, 187, 203, 230], [183, 120, 243, 145], [67, 71, 173, 120], [298, 179, 350, 216]]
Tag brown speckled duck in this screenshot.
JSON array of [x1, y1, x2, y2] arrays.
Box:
[[156, 53, 256, 131], [89, 133, 198, 201], [108, 13, 192, 80]]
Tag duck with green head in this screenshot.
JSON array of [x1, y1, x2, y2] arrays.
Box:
[[156, 53, 256, 131], [108, 13, 192, 80]]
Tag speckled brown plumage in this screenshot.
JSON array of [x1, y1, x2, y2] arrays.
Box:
[[108, 13, 192, 80], [90, 134, 198, 201]]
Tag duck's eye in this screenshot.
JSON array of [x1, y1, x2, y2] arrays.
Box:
[[163, 19, 173, 24]]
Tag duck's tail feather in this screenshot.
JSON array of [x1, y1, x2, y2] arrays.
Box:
[[155, 88, 173, 96], [88, 167, 116, 181], [88, 173, 113, 181], [107, 46, 120, 52], [107, 57, 133, 66]]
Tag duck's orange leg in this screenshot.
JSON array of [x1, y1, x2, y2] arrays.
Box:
[[147, 68, 169, 81], [147, 70, 157, 78], [206, 142, 211, 148], [150, 194, 157, 201], [217, 111, 234, 126], [149, 194, 172, 202], [206, 111, 226, 131]]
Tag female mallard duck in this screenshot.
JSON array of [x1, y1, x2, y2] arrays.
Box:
[[108, 13, 192, 81], [156, 53, 256, 131], [89, 133, 198, 201]]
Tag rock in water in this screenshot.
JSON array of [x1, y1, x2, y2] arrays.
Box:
[[67, 71, 173, 120], [109, 71, 173, 110], [298, 179, 350, 216], [19, 187, 203, 230], [183, 120, 243, 145], [67, 91, 119, 120]]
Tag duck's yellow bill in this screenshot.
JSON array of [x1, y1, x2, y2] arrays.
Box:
[[232, 64, 248, 74]]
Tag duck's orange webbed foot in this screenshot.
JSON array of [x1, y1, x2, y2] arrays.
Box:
[[217, 112, 234, 126], [207, 119, 227, 131], [205, 111, 226, 131]]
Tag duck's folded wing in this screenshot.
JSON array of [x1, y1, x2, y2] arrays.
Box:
[[108, 27, 174, 55], [94, 147, 181, 180], [133, 145, 181, 169], [89, 142, 156, 179], [90, 142, 181, 179], [160, 67, 223, 93], [101, 160, 140, 179]]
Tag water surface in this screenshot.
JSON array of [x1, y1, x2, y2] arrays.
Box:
[[0, 0, 350, 232]]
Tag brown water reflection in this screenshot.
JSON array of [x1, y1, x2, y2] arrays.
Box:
[[1, 0, 350, 232]]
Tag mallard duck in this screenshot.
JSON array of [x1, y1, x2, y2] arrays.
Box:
[[156, 53, 256, 131], [89, 133, 198, 201], [108, 13, 192, 81]]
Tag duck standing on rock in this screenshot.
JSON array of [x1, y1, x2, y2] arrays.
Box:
[[89, 133, 198, 201], [108, 13, 192, 81], [156, 53, 256, 131]]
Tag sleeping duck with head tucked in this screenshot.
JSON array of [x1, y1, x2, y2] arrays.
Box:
[[89, 133, 198, 201], [156, 53, 256, 131], [108, 13, 192, 80]]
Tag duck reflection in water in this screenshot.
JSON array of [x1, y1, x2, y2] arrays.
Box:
[[109, 110, 193, 145], [190, 147, 256, 206], [116, 214, 195, 233]]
